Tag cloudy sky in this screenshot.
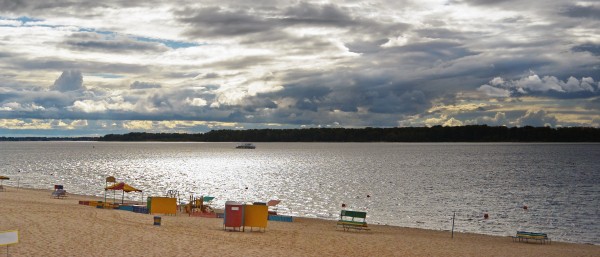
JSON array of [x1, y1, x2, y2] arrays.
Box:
[[1, 0, 599, 136]]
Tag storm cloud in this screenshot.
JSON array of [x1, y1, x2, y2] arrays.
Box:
[[0, 0, 599, 135]]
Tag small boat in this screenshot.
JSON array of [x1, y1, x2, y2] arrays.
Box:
[[235, 143, 256, 149]]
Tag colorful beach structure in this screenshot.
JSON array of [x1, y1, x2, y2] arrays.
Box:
[[147, 197, 178, 215], [105, 182, 143, 204], [186, 195, 218, 218], [223, 201, 270, 232], [78, 200, 149, 213], [76, 182, 292, 228]]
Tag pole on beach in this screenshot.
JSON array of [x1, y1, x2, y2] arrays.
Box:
[[451, 211, 456, 239]]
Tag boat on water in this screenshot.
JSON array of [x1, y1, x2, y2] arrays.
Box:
[[235, 143, 256, 149]]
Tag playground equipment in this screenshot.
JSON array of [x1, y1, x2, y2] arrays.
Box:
[[186, 195, 216, 218]]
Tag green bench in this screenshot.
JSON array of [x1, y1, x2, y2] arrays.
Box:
[[336, 210, 370, 231], [512, 231, 551, 244]]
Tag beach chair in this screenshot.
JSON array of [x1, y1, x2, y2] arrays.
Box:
[[52, 189, 67, 199]]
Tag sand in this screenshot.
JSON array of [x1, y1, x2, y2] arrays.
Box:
[[1, 186, 598, 257]]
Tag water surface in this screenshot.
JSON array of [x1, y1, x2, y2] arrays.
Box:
[[1, 142, 598, 244]]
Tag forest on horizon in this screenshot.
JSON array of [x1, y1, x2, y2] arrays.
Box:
[[2, 125, 599, 142]]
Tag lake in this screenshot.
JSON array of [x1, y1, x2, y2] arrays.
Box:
[[1, 142, 598, 244]]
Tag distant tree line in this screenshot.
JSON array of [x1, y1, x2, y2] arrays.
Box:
[[0, 137, 98, 141], [94, 125, 600, 142], [2, 126, 598, 142]]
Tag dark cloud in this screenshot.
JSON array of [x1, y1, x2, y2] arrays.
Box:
[[63, 33, 168, 53], [203, 73, 219, 79], [572, 43, 600, 56], [176, 2, 360, 39], [0, 52, 13, 58], [52, 70, 83, 92], [176, 2, 409, 42], [415, 28, 461, 39], [294, 98, 319, 112], [282, 2, 355, 26], [0, 90, 18, 102], [176, 7, 276, 37], [257, 68, 433, 119], [0, 0, 164, 14], [560, 4, 600, 20], [241, 33, 340, 55], [452, 0, 514, 6], [240, 97, 277, 112], [15, 57, 150, 74], [130, 81, 161, 89], [0, 0, 28, 10], [269, 82, 332, 100], [369, 90, 428, 114], [399, 41, 478, 61], [586, 97, 600, 110]]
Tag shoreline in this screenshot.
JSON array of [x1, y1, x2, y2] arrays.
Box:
[[1, 186, 598, 256]]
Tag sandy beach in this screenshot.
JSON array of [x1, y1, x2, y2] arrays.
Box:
[[1, 187, 598, 257]]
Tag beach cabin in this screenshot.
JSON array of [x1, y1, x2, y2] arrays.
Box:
[[243, 204, 268, 232], [147, 197, 177, 215], [224, 201, 244, 231]]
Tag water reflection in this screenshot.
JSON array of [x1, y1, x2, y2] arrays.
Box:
[[1, 142, 598, 244]]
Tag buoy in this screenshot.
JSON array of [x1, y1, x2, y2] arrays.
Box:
[[484, 213, 489, 219], [341, 203, 346, 208], [367, 194, 371, 198], [523, 205, 528, 210]]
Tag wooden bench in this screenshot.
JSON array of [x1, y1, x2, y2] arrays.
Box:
[[337, 210, 370, 231], [512, 231, 551, 244]]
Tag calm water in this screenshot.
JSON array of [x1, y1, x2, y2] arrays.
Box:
[[1, 142, 598, 244]]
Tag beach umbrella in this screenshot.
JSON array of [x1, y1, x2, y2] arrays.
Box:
[[0, 176, 9, 185], [105, 182, 142, 204]]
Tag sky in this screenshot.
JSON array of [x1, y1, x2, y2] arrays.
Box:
[[1, 0, 599, 136]]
